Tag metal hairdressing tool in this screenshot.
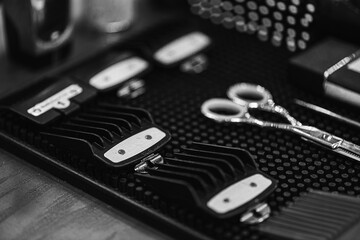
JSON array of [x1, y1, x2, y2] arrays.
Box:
[[294, 99, 360, 129], [201, 83, 360, 162]]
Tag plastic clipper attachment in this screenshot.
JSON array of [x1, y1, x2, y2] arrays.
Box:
[[6, 79, 171, 168], [71, 52, 150, 94], [136, 25, 211, 68], [9, 78, 97, 125], [135, 142, 277, 222], [41, 103, 171, 168], [260, 190, 360, 240]]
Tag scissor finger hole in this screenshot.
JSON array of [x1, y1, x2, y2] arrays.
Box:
[[236, 91, 264, 102], [227, 83, 271, 106], [201, 99, 246, 122]]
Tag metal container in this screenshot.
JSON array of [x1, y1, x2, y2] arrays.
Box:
[[3, 0, 74, 57]]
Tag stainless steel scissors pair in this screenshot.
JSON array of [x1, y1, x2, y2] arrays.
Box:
[[201, 83, 360, 162]]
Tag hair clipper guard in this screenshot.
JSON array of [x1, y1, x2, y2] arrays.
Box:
[[135, 142, 277, 223], [7, 79, 171, 168]]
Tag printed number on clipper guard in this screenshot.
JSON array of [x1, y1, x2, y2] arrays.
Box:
[[4, 79, 171, 168], [135, 142, 277, 223]]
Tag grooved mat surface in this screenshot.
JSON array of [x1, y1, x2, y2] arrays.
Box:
[[2, 20, 360, 240]]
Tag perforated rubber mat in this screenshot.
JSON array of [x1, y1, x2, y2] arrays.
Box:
[[1, 19, 360, 240]]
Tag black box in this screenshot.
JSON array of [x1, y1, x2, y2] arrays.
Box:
[[289, 38, 360, 107]]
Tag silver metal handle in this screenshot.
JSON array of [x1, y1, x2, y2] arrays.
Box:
[[260, 104, 302, 126]]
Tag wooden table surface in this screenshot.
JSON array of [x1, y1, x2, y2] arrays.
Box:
[[0, 148, 170, 240]]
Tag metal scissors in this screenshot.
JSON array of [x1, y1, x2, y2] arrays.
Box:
[[201, 83, 360, 162]]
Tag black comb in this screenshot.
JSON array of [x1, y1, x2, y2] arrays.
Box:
[[260, 190, 360, 240], [135, 142, 277, 221]]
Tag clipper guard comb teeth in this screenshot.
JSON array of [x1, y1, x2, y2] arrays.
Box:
[[135, 142, 277, 221], [41, 103, 171, 168], [7, 79, 171, 168]]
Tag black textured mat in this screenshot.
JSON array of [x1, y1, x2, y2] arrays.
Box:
[[1, 19, 360, 240]]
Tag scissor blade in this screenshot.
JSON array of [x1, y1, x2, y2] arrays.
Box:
[[292, 126, 344, 148], [292, 126, 360, 162], [334, 141, 360, 162]]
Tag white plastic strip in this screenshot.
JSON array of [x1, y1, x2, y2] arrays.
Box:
[[207, 174, 272, 214], [90, 57, 148, 90], [27, 84, 83, 117], [104, 127, 166, 163], [154, 32, 210, 65]]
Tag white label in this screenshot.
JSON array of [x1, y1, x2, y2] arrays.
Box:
[[89, 57, 149, 90], [104, 127, 166, 163], [207, 174, 272, 214], [27, 84, 83, 117], [154, 32, 210, 65], [348, 57, 360, 74]]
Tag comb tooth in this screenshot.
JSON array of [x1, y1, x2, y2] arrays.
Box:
[[72, 118, 123, 136], [79, 113, 132, 131], [283, 207, 350, 226], [183, 146, 247, 171], [305, 192, 360, 210], [191, 142, 256, 169], [159, 164, 217, 188], [175, 152, 237, 177], [40, 131, 94, 159], [61, 122, 114, 142], [87, 109, 142, 127], [166, 158, 227, 182], [265, 217, 335, 239], [136, 174, 197, 206], [148, 168, 208, 193], [47, 127, 104, 148], [229, 149, 256, 168], [98, 103, 153, 122]]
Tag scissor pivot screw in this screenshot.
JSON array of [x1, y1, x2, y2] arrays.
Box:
[[145, 135, 152, 140], [322, 134, 332, 141]]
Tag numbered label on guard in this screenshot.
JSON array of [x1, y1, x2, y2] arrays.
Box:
[[207, 174, 272, 214], [154, 32, 210, 65], [27, 84, 83, 117], [104, 127, 166, 163], [89, 57, 149, 90]]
